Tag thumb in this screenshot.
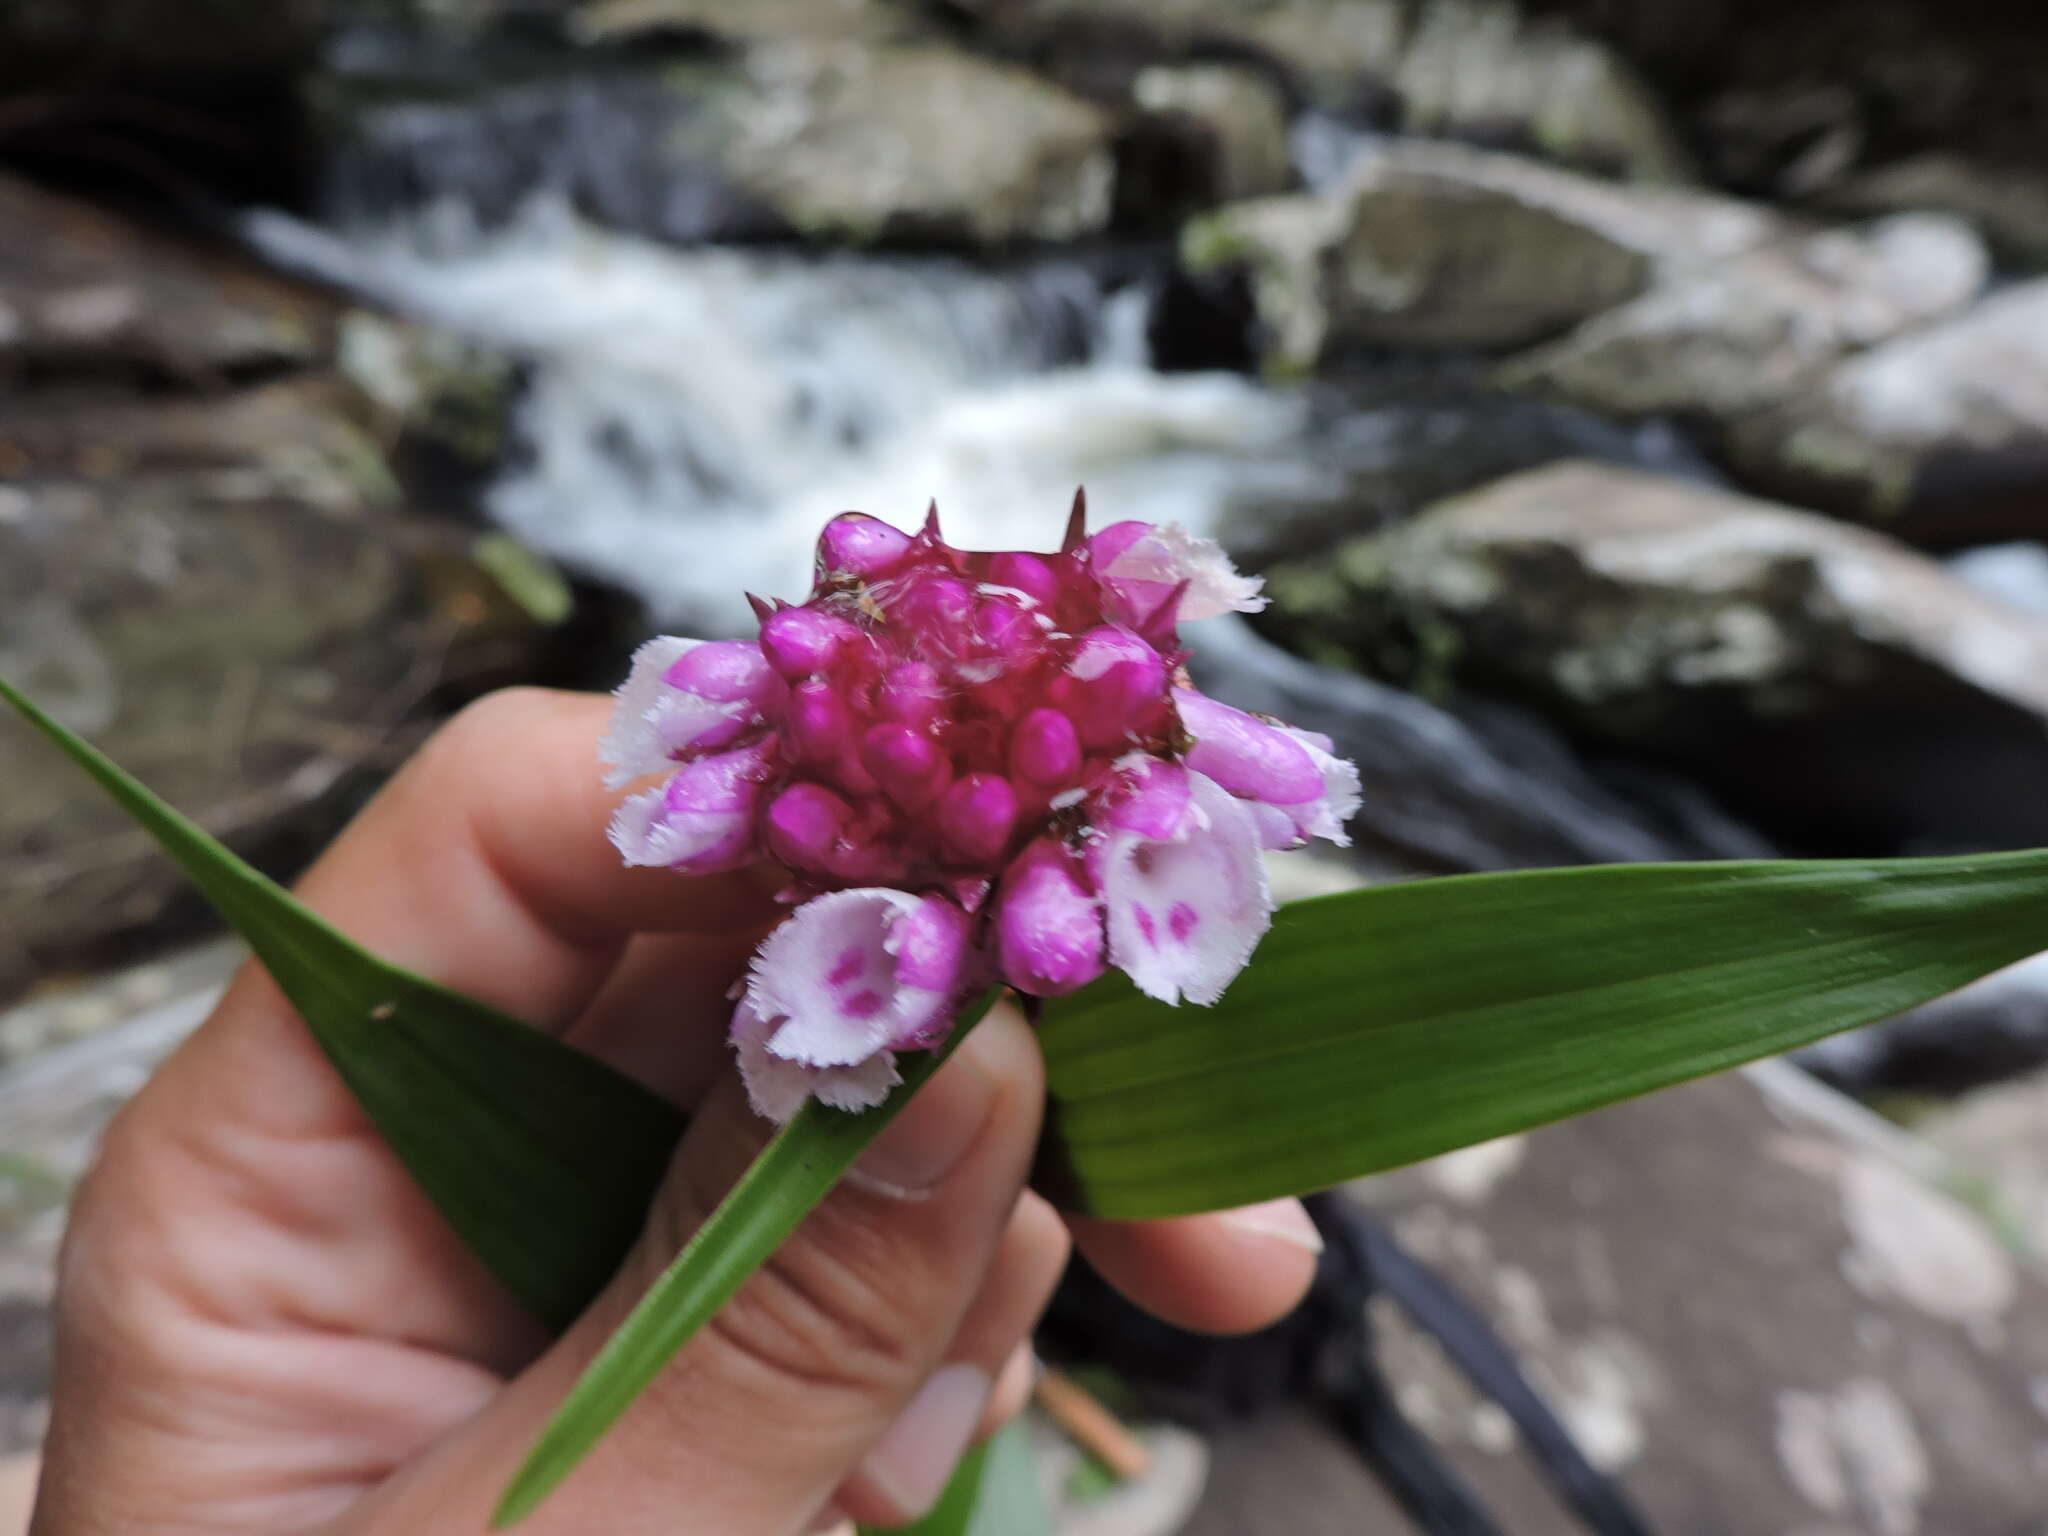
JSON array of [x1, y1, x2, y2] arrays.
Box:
[[355, 1003, 1047, 1536]]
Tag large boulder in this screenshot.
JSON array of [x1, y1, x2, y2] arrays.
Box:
[[323, 41, 1116, 247], [1184, 140, 1771, 370], [1494, 212, 1986, 424], [1727, 281, 2048, 550], [1258, 460, 2048, 851]]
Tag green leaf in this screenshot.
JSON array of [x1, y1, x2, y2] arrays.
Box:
[[859, 1419, 1053, 1536], [494, 989, 1002, 1529], [1036, 854, 2048, 1218], [0, 674, 682, 1331]]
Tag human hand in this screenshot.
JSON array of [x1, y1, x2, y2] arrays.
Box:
[[31, 689, 1320, 1534]]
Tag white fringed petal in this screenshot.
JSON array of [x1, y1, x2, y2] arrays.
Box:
[[1101, 770, 1273, 1006], [599, 635, 702, 788], [1102, 523, 1268, 622]]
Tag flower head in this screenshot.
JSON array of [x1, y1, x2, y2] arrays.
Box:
[[602, 496, 1361, 1119]]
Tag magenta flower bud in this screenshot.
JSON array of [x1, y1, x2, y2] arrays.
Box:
[[894, 893, 973, 992], [818, 511, 913, 578], [996, 839, 1107, 997], [879, 661, 946, 729], [1177, 691, 1326, 807], [989, 551, 1060, 608], [1092, 755, 1193, 841], [664, 638, 776, 704], [861, 721, 952, 808], [1061, 625, 1170, 749], [764, 780, 851, 874], [761, 607, 861, 681], [977, 593, 1041, 663], [939, 772, 1020, 865], [786, 679, 856, 764], [1010, 707, 1082, 788], [608, 739, 773, 874], [786, 679, 876, 796], [893, 573, 974, 638], [1089, 520, 1152, 570]]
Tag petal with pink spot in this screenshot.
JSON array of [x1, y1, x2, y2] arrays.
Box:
[[745, 889, 967, 1069], [1101, 770, 1273, 1006]]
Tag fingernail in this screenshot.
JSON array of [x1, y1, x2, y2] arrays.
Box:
[[1221, 1198, 1324, 1255], [860, 1363, 992, 1518], [852, 1037, 1000, 1198]]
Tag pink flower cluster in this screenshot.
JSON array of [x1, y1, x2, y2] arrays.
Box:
[[601, 501, 1360, 1120]]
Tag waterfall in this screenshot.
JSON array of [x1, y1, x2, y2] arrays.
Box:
[[247, 196, 1323, 631]]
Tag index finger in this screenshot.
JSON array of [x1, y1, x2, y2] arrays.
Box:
[[293, 686, 781, 1035]]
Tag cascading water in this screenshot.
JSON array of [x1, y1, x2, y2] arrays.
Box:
[[247, 195, 1325, 631]]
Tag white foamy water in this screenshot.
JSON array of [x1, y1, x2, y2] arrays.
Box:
[[248, 198, 1319, 631]]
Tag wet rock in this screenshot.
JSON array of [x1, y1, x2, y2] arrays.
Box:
[[1821, 153, 2048, 271], [324, 42, 1116, 247], [1495, 213, 1987, 424], [1728, 280, 2048, 550], [956, 0, 1690, 182], [1317, 1064, 2048, 1535], [1391, 0, 1691, 182], [1129, 63, 1294, 208], [1259, 460, 2048, 852], [721, 43, 1115, 245], [0, 174, 337, 383], [568, 0, 920, 46], [1184, 140, 1772, 370]]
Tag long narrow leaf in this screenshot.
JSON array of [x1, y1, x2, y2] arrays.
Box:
[[0, 675, 684, 1329], [1036, 854, 2048, 1218], [494, 989, 1002, 1528], [858, 1419, 1052, 1536]]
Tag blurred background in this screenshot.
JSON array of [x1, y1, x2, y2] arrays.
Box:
[[6, 0, 2048, 1528]]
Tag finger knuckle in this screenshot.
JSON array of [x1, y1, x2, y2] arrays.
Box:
[[698, 1201, 939, 1403]]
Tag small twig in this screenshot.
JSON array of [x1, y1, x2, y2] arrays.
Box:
[[1033, 1365, 1151, 1482]]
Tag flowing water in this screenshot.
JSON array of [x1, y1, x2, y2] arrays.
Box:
[[249, 196, 1326, 631]]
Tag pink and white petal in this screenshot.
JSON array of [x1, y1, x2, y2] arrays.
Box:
[[648, 688, 753, 759], [1092, 753, 1194, 841], [607, 785, 756, 873], [606, 786, 675, 867], [1178, 691, 1326, 807], [1245, 799, 1304, 851], [733, 1000, 902, 1122], [1279, 726, 1362, 847], [600, 635, 702, 787], [1100, 523, 1267, 622], [1102, 771, 1273, 1006], [750, 889, 952, 1069]]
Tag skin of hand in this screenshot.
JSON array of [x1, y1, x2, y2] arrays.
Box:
[[29, 689, 1321, 1536]]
